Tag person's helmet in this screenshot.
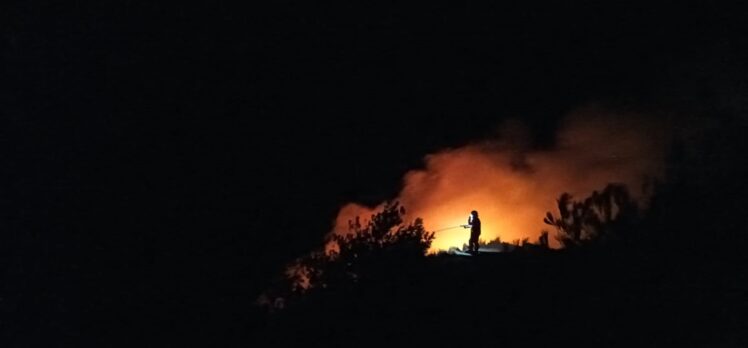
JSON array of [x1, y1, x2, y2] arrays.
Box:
[[471, 210, 478, 216]]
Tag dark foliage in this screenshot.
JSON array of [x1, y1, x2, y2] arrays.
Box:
[[282, 202, 434, 295], [255, 168, 748, 347], [544, 184, 640, 248]]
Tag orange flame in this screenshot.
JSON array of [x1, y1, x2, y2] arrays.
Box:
[[333, 106, 670, 252]]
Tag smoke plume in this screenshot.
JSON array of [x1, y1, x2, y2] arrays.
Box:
[[333, 105, 672, 251]]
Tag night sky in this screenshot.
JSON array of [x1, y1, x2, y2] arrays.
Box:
[[4, 2, 748, 346]]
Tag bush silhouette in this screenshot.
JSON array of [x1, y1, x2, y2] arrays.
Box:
[[544, 184, 640, 248], [292, 201, 434, 292]]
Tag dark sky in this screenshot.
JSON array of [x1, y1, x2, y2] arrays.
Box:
[[4, 2, 748, 343]]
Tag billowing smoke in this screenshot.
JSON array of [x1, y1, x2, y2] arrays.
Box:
[[333, 105, 672, 251]]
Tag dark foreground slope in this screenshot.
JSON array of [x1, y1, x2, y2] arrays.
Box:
[[254, 246, 747, 347]]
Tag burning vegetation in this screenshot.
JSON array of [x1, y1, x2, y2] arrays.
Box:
[[333, 105, 670, 251]]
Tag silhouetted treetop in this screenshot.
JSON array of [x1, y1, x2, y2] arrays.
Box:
[[544, 184, 640, 248], [290, 201, 434, 293]]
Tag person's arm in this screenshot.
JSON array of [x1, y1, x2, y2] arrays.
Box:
[[462, 216, 472, 228]]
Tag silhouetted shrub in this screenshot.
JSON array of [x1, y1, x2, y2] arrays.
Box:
[[292, 201, 434, 292], [544, 184, 640, 248]]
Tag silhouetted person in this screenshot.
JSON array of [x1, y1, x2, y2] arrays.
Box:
[[463, 210, 481, 253]]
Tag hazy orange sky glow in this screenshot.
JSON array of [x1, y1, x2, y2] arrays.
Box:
[[333, 106, 671, 251]]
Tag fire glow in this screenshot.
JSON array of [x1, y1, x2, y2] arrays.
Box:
[[333, 106, 671, 252]]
